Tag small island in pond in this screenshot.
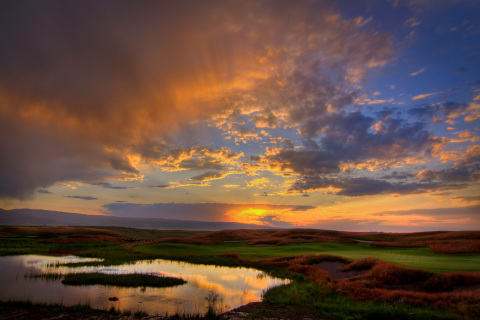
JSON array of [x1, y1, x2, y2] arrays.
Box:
[[61, 273, 186, 288]]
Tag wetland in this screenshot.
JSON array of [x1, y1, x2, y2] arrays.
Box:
[[1, 226, 480, 319]]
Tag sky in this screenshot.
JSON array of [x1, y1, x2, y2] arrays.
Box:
[[1, 0, 479, 232]]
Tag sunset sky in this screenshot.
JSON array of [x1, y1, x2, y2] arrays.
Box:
[[1, 0, 479, 231]]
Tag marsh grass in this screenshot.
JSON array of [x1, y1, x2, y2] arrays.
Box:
[[61, 272, 187, 288], [2, 227, 480, 320], [204, 290, 225, 318], [262, 282, 457, 320]]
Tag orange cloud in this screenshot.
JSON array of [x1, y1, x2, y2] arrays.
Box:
[[412, 92, 442, 100], [150, 147, 243, 172], [0, 1, 396, 199]]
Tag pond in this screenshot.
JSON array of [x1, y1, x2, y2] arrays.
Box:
[[0, 255, 289, 316]]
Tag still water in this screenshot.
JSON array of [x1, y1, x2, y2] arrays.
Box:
[[0, 255, 288, 315]]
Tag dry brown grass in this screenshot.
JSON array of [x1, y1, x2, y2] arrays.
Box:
[[333, 280, 480, 313], [340, 257, 381, 272], [0, 226, 124, 238], [428, 239, 480, 253], [366, 261, 433, 285], [180, 228, 354, 246]]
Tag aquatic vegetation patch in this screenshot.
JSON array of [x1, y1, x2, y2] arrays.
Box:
[[61, 272, 187, 288]]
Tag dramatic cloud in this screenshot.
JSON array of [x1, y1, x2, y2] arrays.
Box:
[[288, 176, 466, 196], [1, 1, 479, 232], [256, 110, 444, 194], [0, 0, 396, 198]]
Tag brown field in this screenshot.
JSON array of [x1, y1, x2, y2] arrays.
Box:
[[3, 226, 480, 254], [143, 228, 480, 254]]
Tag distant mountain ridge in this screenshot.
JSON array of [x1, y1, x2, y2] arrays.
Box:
[[0, 208, 269, 230]]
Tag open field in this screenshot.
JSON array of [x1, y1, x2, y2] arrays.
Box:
[[1, 226, 480, 319], [135, 241, 480, 272]]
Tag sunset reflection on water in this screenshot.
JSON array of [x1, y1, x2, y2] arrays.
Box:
[[1, 255, 289, 315]]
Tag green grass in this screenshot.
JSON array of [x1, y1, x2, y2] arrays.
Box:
[[0, 238, 115, 256], [61, 272, 187, 287], [135, 241, 480, 272], [0, 238, 53, 255], [262, 282, 457, 320]]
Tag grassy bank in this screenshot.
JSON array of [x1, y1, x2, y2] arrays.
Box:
[[135, 241, 480, 272], [261, 282, 458, 320], [0, 237, 115, 256], [61, 272, 186, 288]]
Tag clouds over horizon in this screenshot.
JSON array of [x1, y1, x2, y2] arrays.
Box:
[[0, 0, 396, 199], [0, 0, 479, 232]]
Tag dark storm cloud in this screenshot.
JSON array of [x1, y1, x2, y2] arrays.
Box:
[[317, 112, 437, 160], [0, 0, 395, 199], [0, 1, 254, 198], [267, 149, 341, 176], [262, 111, 441, 188], [289, 176, 466, 196], [0, 116, 111, 199], [103, 202, 315, 221]]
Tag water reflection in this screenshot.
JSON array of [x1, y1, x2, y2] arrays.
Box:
[[0, 255, 289, 315]]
